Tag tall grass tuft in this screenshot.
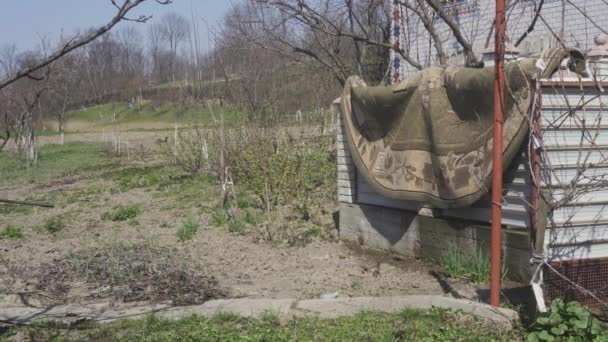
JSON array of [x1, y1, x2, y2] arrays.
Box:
[[440, 245, 508, 284], [177, 217, 199, 242]]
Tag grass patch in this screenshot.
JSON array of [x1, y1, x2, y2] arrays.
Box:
[[237, 195, 254, 209], [127, 219, 140, 227], [101, 205, 142, 221], [227, 218, 245, 234], [177, 217, 199, 242], [66, 102, 249, 127], [440, 245, 508, 284], [211, 207, 228, 226], [2, 307, 520, 341], [102, 165, 175, 192], [45, 217, 65, 233], [242, 208, 261, 225], [0, 203, 33, 215], [0, 225, 23, 240], [0, 142, 117, 186]]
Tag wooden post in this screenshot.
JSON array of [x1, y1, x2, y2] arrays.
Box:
[[174, 123, 178, 163]]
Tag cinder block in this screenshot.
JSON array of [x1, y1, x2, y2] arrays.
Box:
[[339, 203, 532, 282], [339, 203, 420, 258]]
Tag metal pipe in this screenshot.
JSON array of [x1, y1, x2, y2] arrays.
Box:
[[491, 0, 507, 307]]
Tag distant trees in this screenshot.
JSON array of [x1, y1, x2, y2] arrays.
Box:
[[0, 0, 171, 156], [160, 13, 190, 84], [1, 0, 520, 150]]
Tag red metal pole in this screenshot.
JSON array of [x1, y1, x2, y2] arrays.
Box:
[[491, 0, 506, 307]]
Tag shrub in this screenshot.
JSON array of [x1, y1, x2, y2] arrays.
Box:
[[0, 225, 23, 239], [160, 126, 209, 175], [440, 245, 507, 284], [526, 299, 608, 341], [234, 130, 335, 219], [102, 205, 142, 221], [45, 217, 64, 233], [36, 241, 226, 305]]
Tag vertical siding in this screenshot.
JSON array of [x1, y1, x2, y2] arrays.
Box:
[[540, 82, 608, 261], [334, 98, 356, 204]]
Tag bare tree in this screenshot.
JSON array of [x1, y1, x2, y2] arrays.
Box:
[[0, 0, 171, 154], [160, 12, 190, 84], [148, 22, 166, 83], [0, 0, 171, 91]]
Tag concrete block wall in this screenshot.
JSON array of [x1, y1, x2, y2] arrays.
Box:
[[339, 202, 533, 282]]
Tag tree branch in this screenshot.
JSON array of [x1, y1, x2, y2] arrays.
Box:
[[0, 0, 171, 91], [515, 0, 544, 47], [423, 0, 482, 67]]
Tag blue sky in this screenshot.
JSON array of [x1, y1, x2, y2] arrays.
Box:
[[0, 0, 233, 53]]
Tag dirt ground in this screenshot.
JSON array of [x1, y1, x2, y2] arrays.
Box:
[[0, 128, 477, 310]]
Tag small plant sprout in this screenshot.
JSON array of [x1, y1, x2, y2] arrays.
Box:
[[45, 217, 64, 233]]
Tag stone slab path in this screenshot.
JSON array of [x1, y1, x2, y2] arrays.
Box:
[[0, 295, 518, 326]]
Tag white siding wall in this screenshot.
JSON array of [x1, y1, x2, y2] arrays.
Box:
[[335, 99, 356, 204], [541, 84, 608, 261]]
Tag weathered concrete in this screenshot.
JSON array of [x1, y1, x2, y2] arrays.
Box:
[[339, 202, 421, 258], [294, 296, 517, 323], [157, 298, 295, 320], [339, 202, 532, 282], [0, 296, 518, 326]]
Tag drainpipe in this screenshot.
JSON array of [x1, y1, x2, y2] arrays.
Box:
[[491, 0, 506, 307]]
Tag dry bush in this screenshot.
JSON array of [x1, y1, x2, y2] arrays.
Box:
[[159, 125, 210, 175], [32, 241, 226, 305], [234, 129, 336, 219], [159, 121, 337, 244]]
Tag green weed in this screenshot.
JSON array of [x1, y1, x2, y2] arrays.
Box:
[[526, 299, 608, 341], [211, 207, 228, 226], [1, 307, 520, 341], [242, 208, 261, 225], [102, 205, 142, 221], [440, 245, 508, 284], [227, 218, 245, 234], [0, 225, 23, 240], [0, 142, 116, 186], [45, 217, 64, 233], [103, 165, 173, 191], [177, 218, 199, 242], [237, 196, 253, 209]]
